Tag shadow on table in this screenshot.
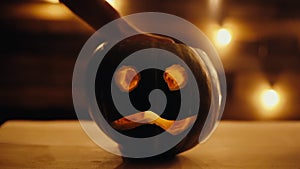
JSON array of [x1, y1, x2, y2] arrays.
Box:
[[113, 155, 205, 169]]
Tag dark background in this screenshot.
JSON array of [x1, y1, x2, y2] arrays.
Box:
[[1, 0, 300, 124]]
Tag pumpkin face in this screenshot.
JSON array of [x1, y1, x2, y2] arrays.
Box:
[[94, 34, 211, 158]]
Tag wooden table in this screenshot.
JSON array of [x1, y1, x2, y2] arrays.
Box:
[[0, 120, 299, 169]]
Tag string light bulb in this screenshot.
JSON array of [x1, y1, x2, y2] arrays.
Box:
[[215, 28, 232, 46], [260, 89, 280, 110]]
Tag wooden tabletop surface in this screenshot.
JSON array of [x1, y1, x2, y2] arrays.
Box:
[[0, 120, 299, 169]]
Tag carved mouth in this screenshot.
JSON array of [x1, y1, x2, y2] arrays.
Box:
[[111, 111, 196, 135]]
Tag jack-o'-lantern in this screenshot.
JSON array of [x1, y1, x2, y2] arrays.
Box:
[[94, 34, 211, 158], [61, 0, 226, 159]]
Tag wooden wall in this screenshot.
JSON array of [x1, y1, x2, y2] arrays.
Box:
[[1, 0, 300, 122]]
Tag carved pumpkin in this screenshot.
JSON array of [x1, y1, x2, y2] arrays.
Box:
[[94, 34, 211, 158], [60, 0, 224, 159]]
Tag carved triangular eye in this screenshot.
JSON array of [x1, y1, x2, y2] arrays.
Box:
[[114, 66, 140, 92], [163, 64, 188, 91]]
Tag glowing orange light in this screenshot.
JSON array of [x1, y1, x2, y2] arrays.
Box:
[[105, 0, 120, 9], [163, 64, 188, 91], [114, 66, 140, 92], [14, 4, 72, 20], [44, 0, 59, 3]]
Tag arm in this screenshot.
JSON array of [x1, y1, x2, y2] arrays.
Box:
[[59, 0, 120, 30]]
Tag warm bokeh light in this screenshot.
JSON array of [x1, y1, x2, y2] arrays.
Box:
[[260, 89, 280, 109], [105, 0, 120, 9], [13, 4, 72, 20], [44, 0, 59, 3], [209, 0, 221, 8], [216, 28, 232, 46], [209, 0, 221, 14], [247, 74, 287, 119]]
